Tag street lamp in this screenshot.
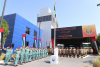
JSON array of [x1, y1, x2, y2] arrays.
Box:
[[97, 3, 100, 6], [38, 21, 41, 49]]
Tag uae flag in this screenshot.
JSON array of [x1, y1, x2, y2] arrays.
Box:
[[49, 41, 52, 48], [54, 0, 56, 18], [22, 34, 26, 46], [39, 39, 41, 49], [34, 38, 37, 47], [93, 41, 98, 51]]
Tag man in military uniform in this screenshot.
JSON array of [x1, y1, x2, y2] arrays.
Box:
[[82, 47, 85, 57], [20, 46, 25, 65], [25, 46, 29, 63], [29, 47, 32, 62], [69, 48, 72, 58], [90, 48, 93, 55], [63, 48, 66, 57], [76, 47, 80, 58], [80, 47, 83, 58], [46, 47, 48, 57], [9, 47, 13, 62], [66, 47, 68, 58], [72, 47, 76, 58], [4, 46, 11, 66]]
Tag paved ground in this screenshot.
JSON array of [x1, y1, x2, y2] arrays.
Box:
[[0, 55, 99, 67]]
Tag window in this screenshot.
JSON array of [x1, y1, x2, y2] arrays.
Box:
[[48, 15, 51, 21], [37, 15, 51, 22], [25, 27, 30, 35], [34, 30, 37, 37], [46, 16, 48, 21], [43, 16, 45, 21], [37, 17, 41, 22]]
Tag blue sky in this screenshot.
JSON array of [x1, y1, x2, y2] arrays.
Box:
[[0, 0, 100, 34]]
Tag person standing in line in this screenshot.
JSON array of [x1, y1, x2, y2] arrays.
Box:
[[72, 48, 76, 58], [80, 47, 83, 58], [69, 48, 72, 58], [63, 48, 65, 57], [14, 47, 20, 67], [29, 47, 32, 62], [59, 48, 62, 57], [32, 47, 35, 61], [35, 48, 37, 60], [39, 48, 40, 59], [9, 47, 13, 62], [76, 47, 80, 58], [66, 47, 68, 58], [25, 46, 29, 63], [4, 46, 11, 66], [8, 47, 11, 62], [20, 46, 25, 65]]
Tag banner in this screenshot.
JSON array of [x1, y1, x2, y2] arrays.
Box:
[[82, 25, 97, 37]]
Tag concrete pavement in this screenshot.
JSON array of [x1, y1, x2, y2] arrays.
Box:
[[0, 55, 99, 67]]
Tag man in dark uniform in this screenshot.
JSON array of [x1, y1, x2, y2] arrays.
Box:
[[76, 47, 80, 58], [66, 47, 68, 58]]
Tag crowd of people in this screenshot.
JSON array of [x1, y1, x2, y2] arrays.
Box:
[[3, 46, 48, 67], [48, 47, 93, 58]]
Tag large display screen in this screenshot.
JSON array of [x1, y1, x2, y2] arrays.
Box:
[[51, 26, 83, 39]]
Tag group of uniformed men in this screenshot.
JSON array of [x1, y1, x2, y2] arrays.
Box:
[[3, 46, 48, 67], [48, 47, 93, 58]]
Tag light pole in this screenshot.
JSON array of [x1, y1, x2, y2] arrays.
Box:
[[0, 0, 7, 49], [38, 21, 41, 49], [97, 3, 100, 6]]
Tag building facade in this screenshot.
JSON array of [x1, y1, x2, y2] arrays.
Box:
[[3, 13, 42, 53], [37, 7, 59, 48]]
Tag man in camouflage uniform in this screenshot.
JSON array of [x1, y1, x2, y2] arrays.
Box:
[[80, 47, 83, 58], [63, 48, 66, 57], [69, 48, 72, 58], [76, 47, 80, 58], [61, 48, 63, 57], [83, 47, 85, 57], [66, 47, 68, 58], [72, 47, 76, 58], [59, 48, 62, 57], [90, 48, 93, 55]]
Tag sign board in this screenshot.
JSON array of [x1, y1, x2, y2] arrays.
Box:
[[50, 55, 58, 64]]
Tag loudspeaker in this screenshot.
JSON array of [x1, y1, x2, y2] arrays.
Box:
[[12, 44, 14, 48]]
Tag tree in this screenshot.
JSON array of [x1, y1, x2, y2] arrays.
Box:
[[0, 18, 10, 42], [97, 33, 100, 49]]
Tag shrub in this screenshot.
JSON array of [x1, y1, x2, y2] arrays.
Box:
[[93, 59, 100, 67]]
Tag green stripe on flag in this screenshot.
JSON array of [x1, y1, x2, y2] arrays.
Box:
[[22, 37, 24, 46]]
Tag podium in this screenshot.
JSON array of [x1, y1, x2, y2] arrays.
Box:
[[50, 48, 58, 64]]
